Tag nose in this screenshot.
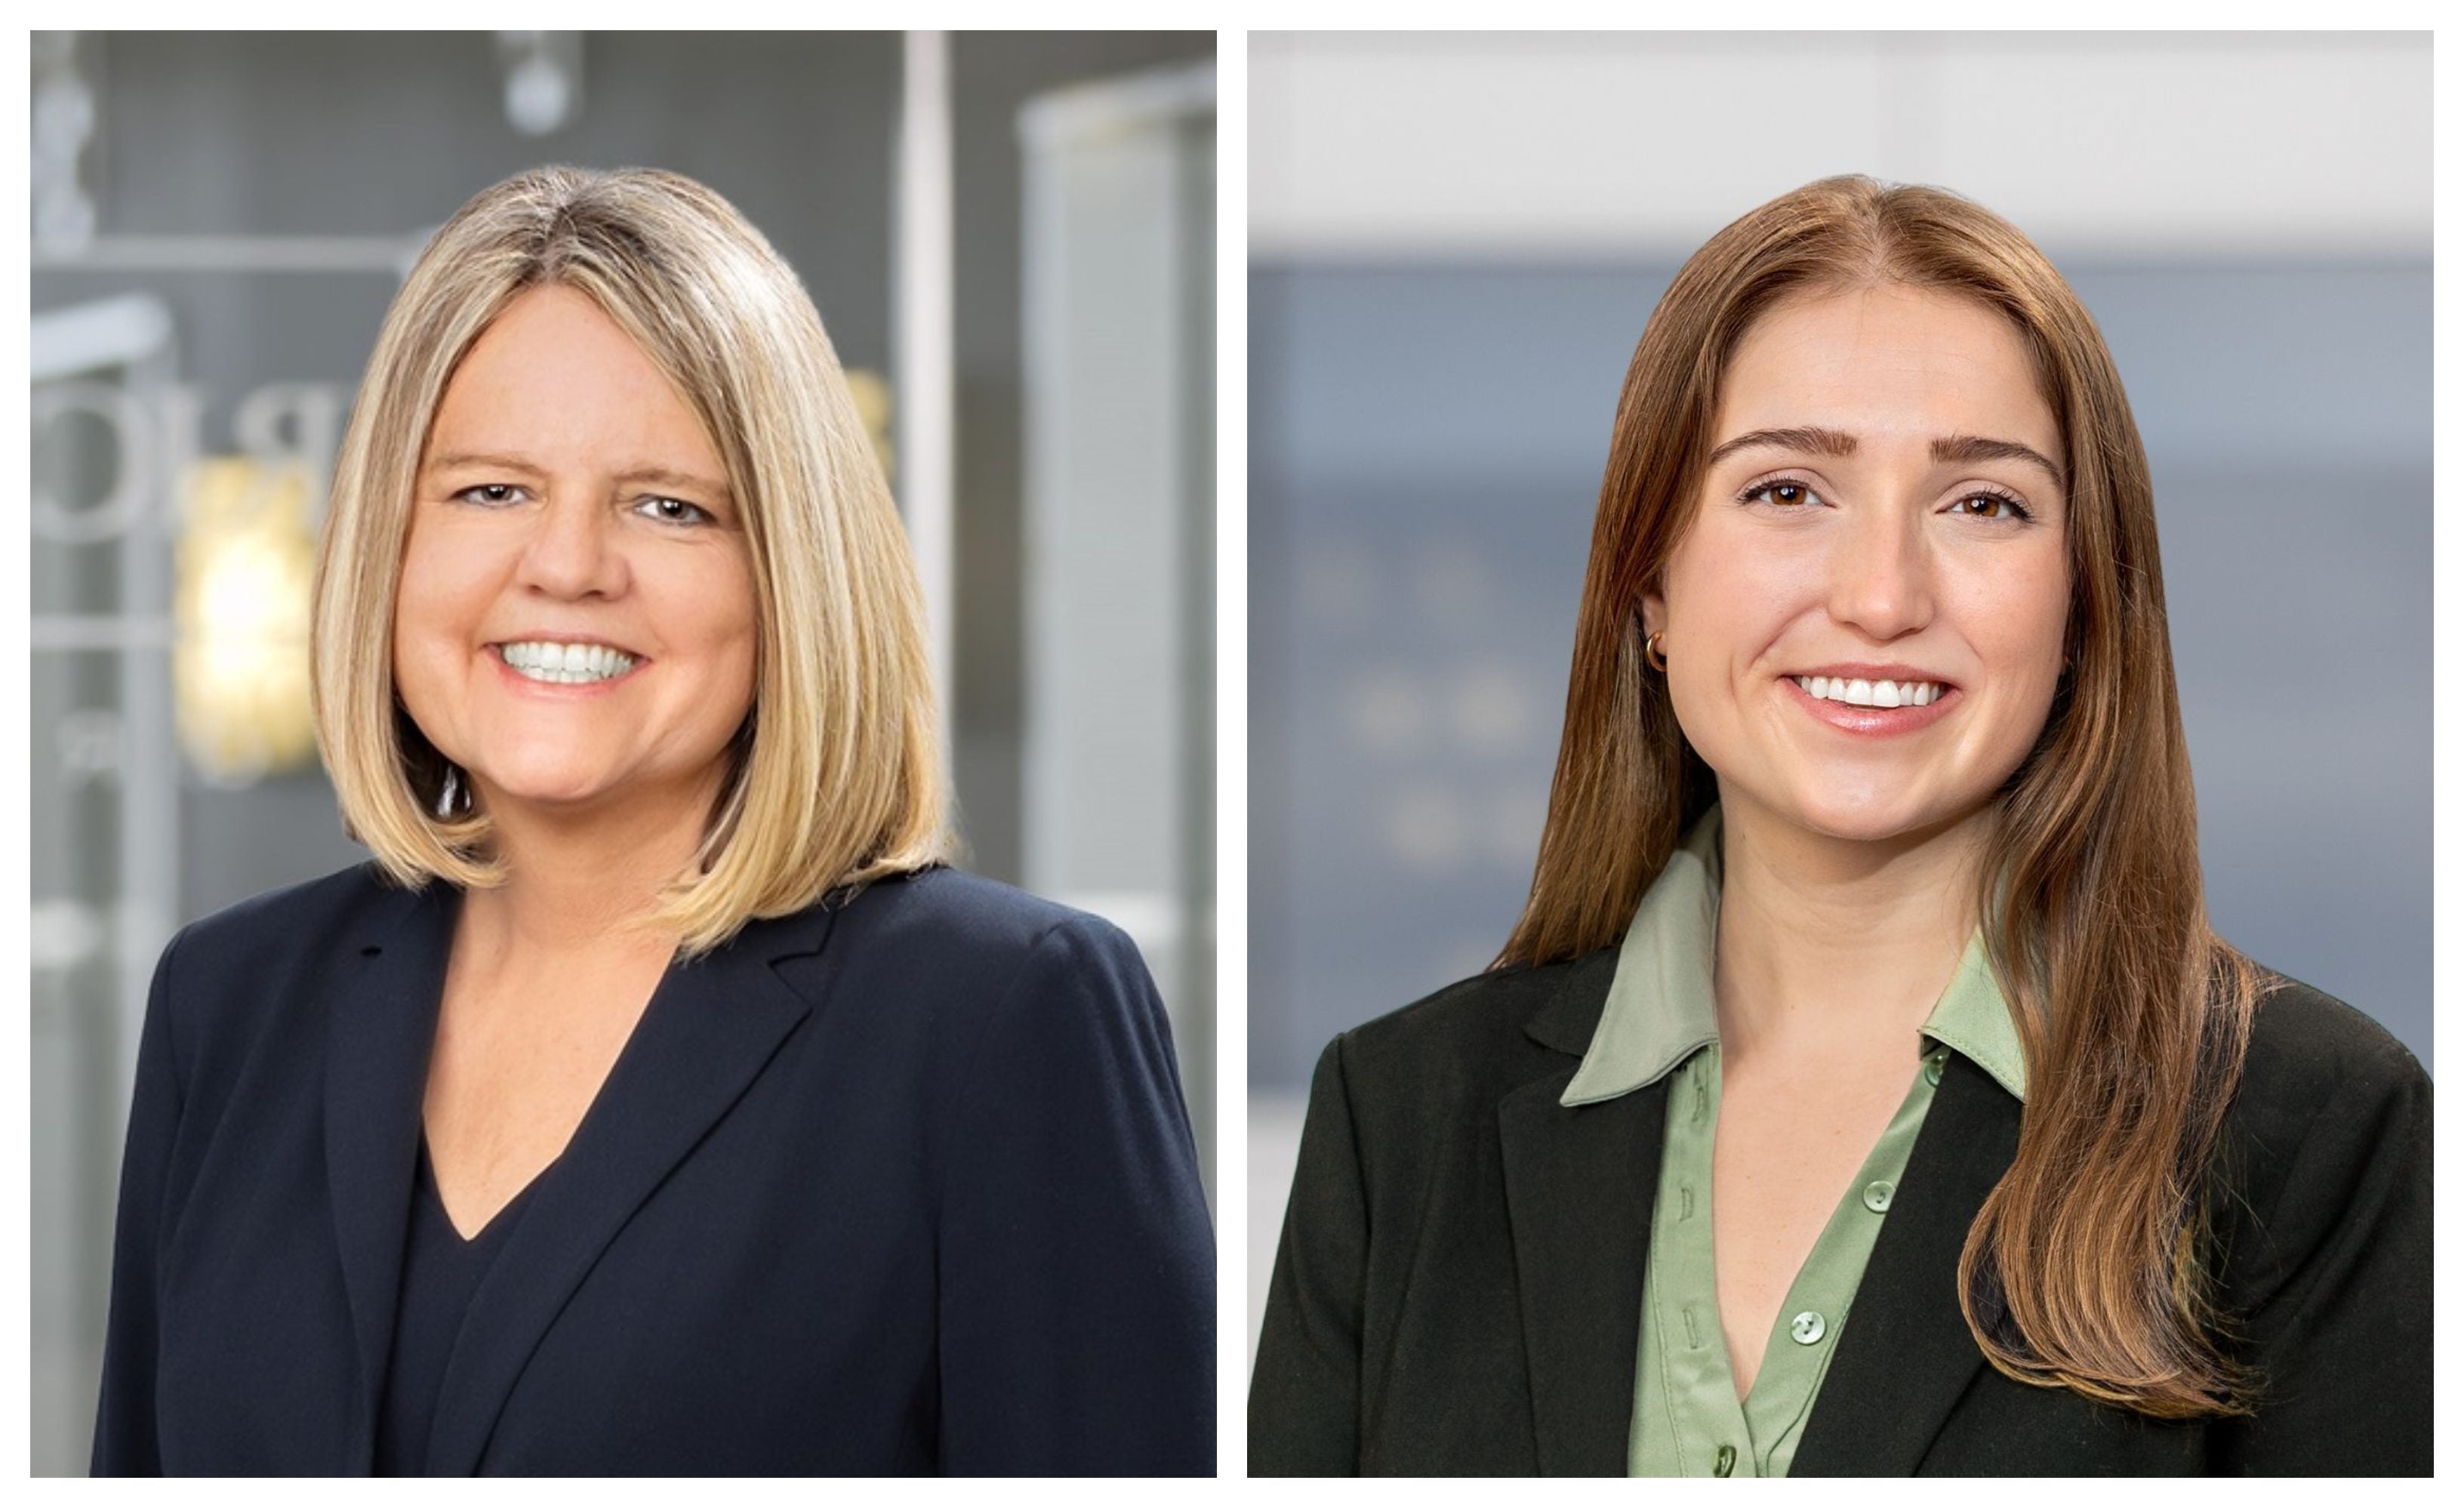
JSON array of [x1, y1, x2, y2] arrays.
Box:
[[516, 492, 627, 600], [1826, 501, 1933, 643]]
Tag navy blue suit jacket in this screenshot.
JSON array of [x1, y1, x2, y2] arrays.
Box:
[[91, 863, 1216, 1476]]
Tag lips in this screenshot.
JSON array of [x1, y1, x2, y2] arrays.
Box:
[[1790, 674, 1945, 709], [489, 637, 648, 690], [1783, 673, 1961, 736]]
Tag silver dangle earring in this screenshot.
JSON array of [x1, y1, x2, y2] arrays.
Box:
[[436, 765, 463, 819]]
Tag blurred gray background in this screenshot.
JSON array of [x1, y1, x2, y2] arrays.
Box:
[[1247, 30, 2430, 1357], [30, 29, 1215, 1476]]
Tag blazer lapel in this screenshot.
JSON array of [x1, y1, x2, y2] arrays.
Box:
[[421, 909, 832, 1476], [324, 880, 460, 1473], [1497, 951, 1662, 1476], [1791, 1053, 2024, 1476]]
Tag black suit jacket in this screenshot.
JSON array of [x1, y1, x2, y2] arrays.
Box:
[[1249, 948, 2432, 1475], [92, 863, 1215, 1476]]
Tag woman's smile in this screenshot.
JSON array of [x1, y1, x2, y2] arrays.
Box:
[[1780, 671, 1962, 736], [489, 638, 650, 690]]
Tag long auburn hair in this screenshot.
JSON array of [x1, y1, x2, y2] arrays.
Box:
[[1498, 175, 2262, 1418]]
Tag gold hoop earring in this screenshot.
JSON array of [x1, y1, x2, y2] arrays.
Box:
[[1644, 631, 1668, 673]]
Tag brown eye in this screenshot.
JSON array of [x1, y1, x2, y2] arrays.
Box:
[[1742, 480, 1819, 509], [1952, 492, 2031, 522]]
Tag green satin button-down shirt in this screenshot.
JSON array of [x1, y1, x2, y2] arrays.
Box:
[[1559, 808, 2029, 1478]]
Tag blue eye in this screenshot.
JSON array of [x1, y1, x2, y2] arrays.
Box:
[[635, 495, 714, 526], [453, 483, 528, 507]]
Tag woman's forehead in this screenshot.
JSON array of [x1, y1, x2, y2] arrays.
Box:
[[424, 286, 728, 484], [1716, 285, 2057, 450]]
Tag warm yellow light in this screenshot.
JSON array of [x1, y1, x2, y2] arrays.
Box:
[[845, 367, 895, 483], [173, 458, 317, 783]]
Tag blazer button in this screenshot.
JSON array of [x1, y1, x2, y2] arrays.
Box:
[[1713, 1444, 1736, 1476], [1862, 1180, 1895, 1213], [1790, 1310, 1827, 1345]]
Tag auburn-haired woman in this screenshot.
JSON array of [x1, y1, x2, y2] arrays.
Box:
[[93, 166, 1213, 1476], [1250, 175, 2429, 1476]]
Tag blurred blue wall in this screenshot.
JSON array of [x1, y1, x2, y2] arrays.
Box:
[[1249, 260, 2431, 1090]]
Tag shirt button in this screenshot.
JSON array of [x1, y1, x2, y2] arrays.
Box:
[[1862, 1180, 1894, 1213], [1923, 1050, 1948, 1086], [1790, 1310, 1826, 1346], [1714, 1444, 1736, 1476]]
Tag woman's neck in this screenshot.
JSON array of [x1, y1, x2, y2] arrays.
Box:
[[1710, 788, 1989, 1067], [452, 776, 722, 970]]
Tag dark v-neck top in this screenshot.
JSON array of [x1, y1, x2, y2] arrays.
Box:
[[373, 1145, 549, 1476]]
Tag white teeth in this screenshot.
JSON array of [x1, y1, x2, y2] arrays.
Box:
[[1792, 675, 1945, 708], [497, 640, 638, 684]]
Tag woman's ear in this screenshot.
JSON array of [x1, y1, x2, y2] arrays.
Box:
[[1640, 585, 1666, 641]]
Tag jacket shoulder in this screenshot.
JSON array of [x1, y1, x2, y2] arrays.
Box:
[[778, 866, 1161, 1058], [142, 862, 427, 1083], [2213, 968, 2431, 1303], [169, 862, 416, 961], [825, 865, 1138, 964], [2229, 969, 2428, 1149], [159, 862, 424, 1007], [1320, 948, 1615, 1115]]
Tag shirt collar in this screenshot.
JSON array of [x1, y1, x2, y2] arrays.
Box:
[[1559, 806, 2029, 1107]]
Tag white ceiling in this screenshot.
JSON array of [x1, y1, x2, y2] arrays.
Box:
[[1250, 32, 2432, 260]]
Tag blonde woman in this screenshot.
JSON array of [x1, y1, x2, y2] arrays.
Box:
[[92, 167, 1213, 1476], [1250, 177, 2429, 1476]]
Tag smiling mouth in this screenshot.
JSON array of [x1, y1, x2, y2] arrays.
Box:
[[494, 640, 641, 685], [1789, 674, 1948, 709]]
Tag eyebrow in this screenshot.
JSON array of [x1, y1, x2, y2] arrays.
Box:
[[422, 450, 733, 500], [1705, 425, 2065, 491]]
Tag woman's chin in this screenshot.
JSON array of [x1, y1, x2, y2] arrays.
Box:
[[468, 769, 627, 814], [1756, 788, 1985, 848]]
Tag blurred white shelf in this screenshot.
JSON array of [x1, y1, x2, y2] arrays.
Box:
[[32, 233, 424, 273]]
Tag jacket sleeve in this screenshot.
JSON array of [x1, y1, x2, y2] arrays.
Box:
[[90, 927, 190, 1477], [935, 915, 1215, 1476], [1249, 1032, 1369, 1475], [2207, 1024, 2433, 1475]]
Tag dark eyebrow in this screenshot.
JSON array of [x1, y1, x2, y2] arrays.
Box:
[[1705, 426, 2065, 492], [422, 451, 733, 501], [1929, 433, 2065, 491], [1705, 426, 1860, 467]]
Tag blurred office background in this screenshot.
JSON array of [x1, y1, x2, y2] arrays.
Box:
[[1249, 31, 2430, 1359], [29, 30, 1215, 1475]]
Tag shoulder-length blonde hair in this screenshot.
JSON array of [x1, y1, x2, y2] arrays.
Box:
[[1501, 175, 2260, 1418], [313, 165, 948, 955]]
